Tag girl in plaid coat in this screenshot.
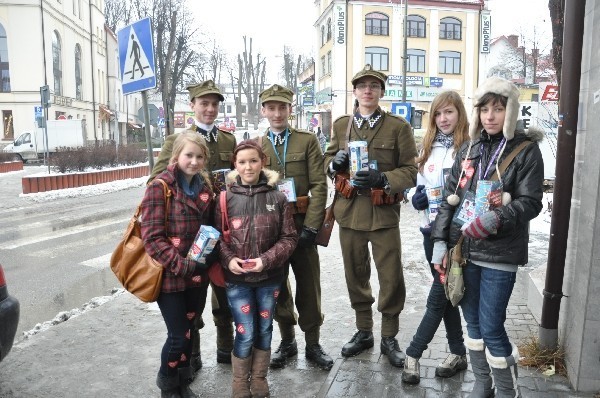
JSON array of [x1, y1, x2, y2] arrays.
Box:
[[141, 131, 216, 398]]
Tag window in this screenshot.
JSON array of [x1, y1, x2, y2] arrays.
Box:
[[327, 18, 332, 41], [365, 12, 389, 36], [75, 44, 82, 100], [321, 55, 326, 76], [439, 51, 461, 74], [407, 15, 426, 38], [321, 26, 325, 47], [440, 17, 461, 40], [327, 51, 332, 74], [0, 23, 10, 92], [52, 31, 62, 96], [407, 49, 425, 73], [365, 47, 389, 71]]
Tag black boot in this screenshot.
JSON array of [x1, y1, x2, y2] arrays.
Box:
[[156, 372, 181, 398], [341, 330, 374, 357], [269, 339, 298, 368], [380, 336, 406, 368], [178, 367, 198, 398], [190, 327, 202, 372], [305, 344, 334, 370]]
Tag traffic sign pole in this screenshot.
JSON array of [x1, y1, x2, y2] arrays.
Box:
[[141, 92, 154, 170]]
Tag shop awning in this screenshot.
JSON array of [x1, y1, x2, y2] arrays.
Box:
[[128, 122, 142, 129], [99, 105, 114, 119]]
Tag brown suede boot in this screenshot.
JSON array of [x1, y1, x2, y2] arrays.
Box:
[[250, 348, 271, 398], [231, 353, 252, 398]]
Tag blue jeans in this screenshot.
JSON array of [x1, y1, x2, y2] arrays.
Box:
[[226, 281, 281, 358], [406, 233, 465, 359], [460, 261, 516, 357]]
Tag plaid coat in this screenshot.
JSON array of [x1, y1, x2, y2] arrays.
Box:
[[214, 169, 298, 286], [141, 164, 214, 293]]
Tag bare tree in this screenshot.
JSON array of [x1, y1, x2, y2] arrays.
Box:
[[237, 37, 266, 129], [104, 0, 131, 32], [104, 0, 199, 136], [548, 0, 565, 86]]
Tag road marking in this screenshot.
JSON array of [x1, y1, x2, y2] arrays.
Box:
[[81, 253, 113, 269], [0, 217, 130, 250]]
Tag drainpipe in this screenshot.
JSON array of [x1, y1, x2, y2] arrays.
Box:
[[539, 0, 586, 350], [39, 0, 48, 88], [105, 26, 111, 141], [88, 0, 98, 142]]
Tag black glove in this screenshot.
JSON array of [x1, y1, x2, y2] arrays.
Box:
[[297, 226, 317, 248], [193, 243, 220, 274], [411, 185, 429, 210], [353, 169, 385, 189], [331, 150, 349, 172]]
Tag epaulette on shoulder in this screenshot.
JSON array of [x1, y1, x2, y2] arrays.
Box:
[[333, 114, 351, 124], [217, 128, 235, 136], [386, 112, 407, 122], [294, 128, 312, 135]]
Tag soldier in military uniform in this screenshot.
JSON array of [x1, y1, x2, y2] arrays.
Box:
[[255, 84, 333, 370], [149, 80, 237, 371], [323, 65, 417, 368]]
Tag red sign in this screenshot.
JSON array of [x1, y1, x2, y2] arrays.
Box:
[[57, 114, 67, 120], [541, 85, 560, 101]]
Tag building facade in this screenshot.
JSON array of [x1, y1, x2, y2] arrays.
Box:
[[313, 0, 485, 135], [0, 0, 141, 146]]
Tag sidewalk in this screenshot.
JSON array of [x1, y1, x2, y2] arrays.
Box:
[[0, 203, 593, 397]]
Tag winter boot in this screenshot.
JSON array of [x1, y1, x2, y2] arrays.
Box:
[[178, 367, 199, 398], [487, 344, 519, 398], [156, 371, 181, 398], [250, 348, 271, 397], [216, 323, 234, 364], [231, 352, 252, 398], [466, 338, 494, 398], [190, 327, 202, 372]]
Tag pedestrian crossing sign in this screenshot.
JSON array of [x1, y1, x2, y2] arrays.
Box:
[[117, 17, 156, 95]]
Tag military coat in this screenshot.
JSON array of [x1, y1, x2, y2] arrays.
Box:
[[324, 110, 417, 231], [259, 127, 327, 231], [149, 127, 236, 181]]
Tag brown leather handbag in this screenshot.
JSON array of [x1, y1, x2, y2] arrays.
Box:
[[110, 179, 171, 303]]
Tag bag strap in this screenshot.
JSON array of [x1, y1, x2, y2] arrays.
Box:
[[153, 178, 172, 229], [490, 141, 532, 182], [220, 190, 230, 243]]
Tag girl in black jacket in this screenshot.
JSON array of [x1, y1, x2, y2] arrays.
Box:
[[430, 77, 544, 398]]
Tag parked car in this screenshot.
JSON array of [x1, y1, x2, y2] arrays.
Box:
[[218, 121, 236, 133], [0, 263, 19, 362]]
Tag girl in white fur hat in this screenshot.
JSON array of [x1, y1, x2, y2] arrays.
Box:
[[430, 77, 545, 398]]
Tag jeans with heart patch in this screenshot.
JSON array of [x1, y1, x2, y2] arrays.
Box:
[[226, 281, 281, 358]]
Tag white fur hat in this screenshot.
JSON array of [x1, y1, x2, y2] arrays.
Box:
[[469, 76, 521, 141]]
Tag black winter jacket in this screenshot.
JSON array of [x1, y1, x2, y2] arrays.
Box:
[[430, 128, 545, 265]]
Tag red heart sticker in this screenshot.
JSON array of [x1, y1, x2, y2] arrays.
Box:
[[192, 275, 202, 283], [274, 290, 280, 299], [180, 353, 187, 362], [260, 310, 270, 319], [200, 193, 210, 203], [465, 167, 474, 178], [185, 330, 191, 340], [168, 361, 178, 368], [241, 304, 250, 314], [459, 177, 468, 188], [237, 324, 246, 334], [231, 218, 243, 229], [170, 237, 181, 247], [428, 164, 435, 173], [186, 312, 196, 320]]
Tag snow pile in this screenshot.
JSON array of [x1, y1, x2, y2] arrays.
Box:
[[22, 289, 125, 339], [20, 177, 147, 202]]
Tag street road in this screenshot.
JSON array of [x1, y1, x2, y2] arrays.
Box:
[[0, 166, 145, 337]]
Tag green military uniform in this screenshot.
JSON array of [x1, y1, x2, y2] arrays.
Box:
[[148, 80, 236, 363], [256, 86, 328, 346], [324, 99, 417, 337]]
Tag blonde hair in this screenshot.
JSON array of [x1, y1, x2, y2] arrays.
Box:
[[416, 91, 469, 174], [169, 131, 212, 190]]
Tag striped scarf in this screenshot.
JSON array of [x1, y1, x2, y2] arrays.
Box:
[[434, 130, 454, 149]]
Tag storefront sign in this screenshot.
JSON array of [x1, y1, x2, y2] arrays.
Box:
[[336, 5, 346, 45], [480, 14, 491, 53]]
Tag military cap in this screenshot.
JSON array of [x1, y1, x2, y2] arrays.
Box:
[[259, 84, 294, 104], [186, 80, 224, 102], [351, 64, 388, 88]]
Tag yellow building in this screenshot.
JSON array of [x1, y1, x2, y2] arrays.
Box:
[[313, 0, 486, 136]]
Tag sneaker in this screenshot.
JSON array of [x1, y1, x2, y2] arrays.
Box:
[[401, 355, 420, 384], [305, 344, 334, 370], [435, 353, 468, 378], [269, 339, 298, 368]]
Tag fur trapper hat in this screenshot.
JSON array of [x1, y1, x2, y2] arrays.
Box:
[[469, 76, 521, 141]]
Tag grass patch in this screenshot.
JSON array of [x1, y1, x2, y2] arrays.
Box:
[[518, 335, 567, 377]]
